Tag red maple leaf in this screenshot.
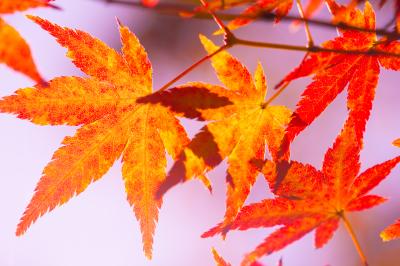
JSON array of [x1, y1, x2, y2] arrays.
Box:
[[380, 137, 400, 241], [190, 0, 293, 33], [203, 118, 400, 265], [277, 1, 400, 158]]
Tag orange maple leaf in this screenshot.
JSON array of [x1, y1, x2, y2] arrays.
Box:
[[212, 247, 281, 266], [277, 1, 400, 157], [203, 119, 400, 265], [0, 0, 58, 13], [155, 35, 292, 228], [393, 138, 400, 147], [381, 220, 400, 241], [212, 248, 232, 266], [0, 0, 58, 82], [0, 16, 189, 259]]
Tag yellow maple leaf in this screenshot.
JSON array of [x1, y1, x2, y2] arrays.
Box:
[[155, 35, 292, 229]]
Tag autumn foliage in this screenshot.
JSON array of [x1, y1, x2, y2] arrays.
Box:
[[0, 0, 57, 83], [0, 0, 399, 265]]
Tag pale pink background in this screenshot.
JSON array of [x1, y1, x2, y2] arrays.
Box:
[[0, 1, 399, 265]]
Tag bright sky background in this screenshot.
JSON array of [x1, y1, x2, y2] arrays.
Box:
[[0, 0, 399, 265]]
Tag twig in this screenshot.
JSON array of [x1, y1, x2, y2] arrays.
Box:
[[198, 0, 230, 35], [157, 44, 228, 92], [296, 0, 314, 47], [262, 82, 290, 108], [157, 0, 233, 91], [233, 38, 400, 58], [100, 0, 400, 40], [101, 0, 400, 91]]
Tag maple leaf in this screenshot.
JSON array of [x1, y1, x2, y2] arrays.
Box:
[[301, 0, 324, 20], [381, 220, 400, 241], [189, 0, 293, 33], [203, 119, 400, 265], [0, 0, 58, 83], [393, 138, 400, 147], [212, 248, 232, 266], [212, 248, 281, 266], [0, 16, 190, 259], [154, 35, 292, 228], [194, 0, 328, 33], [380, 138, 400, 241], [276, 1, 400, 157], [0, 0, 58, 13], [220, 0, 293, 32], [141, 0, 158, 8]]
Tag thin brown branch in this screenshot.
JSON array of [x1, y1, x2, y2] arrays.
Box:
[[197, 0, 238, 47], [102, 0, 193, 10], [262, 82, 290, 108], [157, 0, 234, 91], [296, 0, 314, 47], [100, 0, 400, 40], [234, 37, 400, 58], [100, 0, 400, 90], [198, 0, 229, 33]]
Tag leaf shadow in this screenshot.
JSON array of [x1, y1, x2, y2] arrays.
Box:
[[137, 85, 233, 121], [157, 126, 223, 198]]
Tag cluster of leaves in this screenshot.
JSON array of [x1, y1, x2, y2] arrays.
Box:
[[0, 0, 399, 265], [190, 0, 400, 32]]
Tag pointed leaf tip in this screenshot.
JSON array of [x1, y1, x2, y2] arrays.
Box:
[[26, 15, 50, 30], [26, 14, 40, 22], [212, 248, 231, 266], [115, 17, 123, 27], [381, 220, 400, 242], [393, 138, 400, 147], [0, 17, 43, 82]]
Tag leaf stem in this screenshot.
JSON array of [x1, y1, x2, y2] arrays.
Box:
[[198, 0, 230, 35], [157, 0, 233, 91], [157, 22, 399, 91], [109, 0, 400, 90], [262, 82, 290, 108], [341, 213, 369, 266], [157, 44, 228, 91], [296, 0, 314, 47]]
